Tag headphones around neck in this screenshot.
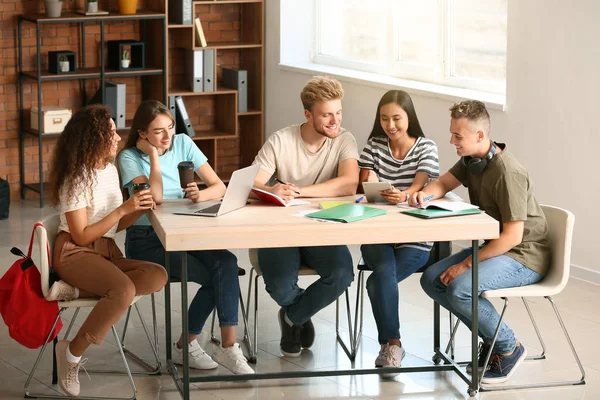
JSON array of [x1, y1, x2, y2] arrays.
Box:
[[462, 142, 497, 175]]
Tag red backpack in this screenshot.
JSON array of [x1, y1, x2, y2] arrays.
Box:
[[0, 223, 63, 349]]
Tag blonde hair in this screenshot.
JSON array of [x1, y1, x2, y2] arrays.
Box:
[[300, 76, 344, 111]]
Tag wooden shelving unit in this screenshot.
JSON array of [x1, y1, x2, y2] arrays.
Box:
[[167, 0, 265, 182], [18, 9, 167, 207]]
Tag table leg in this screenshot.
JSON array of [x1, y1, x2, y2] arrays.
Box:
[[165, 251, 172, 364], [469, 240, 480, 397], [181, 252, 190, 400]]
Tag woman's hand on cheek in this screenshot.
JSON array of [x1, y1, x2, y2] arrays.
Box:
[[136, 138, 158, 156]]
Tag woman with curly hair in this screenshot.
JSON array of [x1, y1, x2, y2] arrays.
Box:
[[47, 104, 168, 397]]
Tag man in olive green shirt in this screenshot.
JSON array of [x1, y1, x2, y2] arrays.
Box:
[[414, 100, 550, 384]]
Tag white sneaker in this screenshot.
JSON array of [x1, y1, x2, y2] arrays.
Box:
[[46, 280, 77, 301], [172, 341, 218, 370], [375, 344, 389, 367], [381, 344, 405, 379], [214, 343, 255, 375]]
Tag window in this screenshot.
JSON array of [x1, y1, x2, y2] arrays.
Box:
[[315, 0, 507, 94]]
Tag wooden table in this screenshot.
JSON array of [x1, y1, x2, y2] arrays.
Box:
[[149, 198, 499, 399]]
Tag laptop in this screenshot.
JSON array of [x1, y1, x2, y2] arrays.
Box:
[[173, 164, 260, 217]]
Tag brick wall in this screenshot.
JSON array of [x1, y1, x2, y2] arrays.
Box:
[[0, 0, 151, 200]]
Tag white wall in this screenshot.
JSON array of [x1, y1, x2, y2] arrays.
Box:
[[266, 0, 599, 279]]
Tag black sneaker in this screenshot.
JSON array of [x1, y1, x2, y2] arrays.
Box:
[[466, 341, 492, 375], [300, 318, 315, 349], [278, 308, 302, 357], [482, 343, 527, 384]]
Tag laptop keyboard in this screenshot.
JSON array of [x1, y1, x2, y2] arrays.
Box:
[[195, 203, 221, 214]]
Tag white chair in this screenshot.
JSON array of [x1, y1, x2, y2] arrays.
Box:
[[24, 214, 161, 400], [245, 249, 354, 362], [451, 205, 585, 390]]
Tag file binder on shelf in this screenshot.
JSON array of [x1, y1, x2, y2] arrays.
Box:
[[186, 49, 203, 92], [89, 81, 126, 129], [168, 95, 176, 116], [203, 49, 215, 92], [221, 68, 248, 113], [194, 17, 208, 47], [174, 96, 195, 137], [169, 0, 193, 25]]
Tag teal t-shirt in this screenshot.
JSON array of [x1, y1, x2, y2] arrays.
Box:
[[118, 133, 207, 226]]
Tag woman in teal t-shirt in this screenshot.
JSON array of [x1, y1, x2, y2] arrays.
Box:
[[117, 100, 254, 375]]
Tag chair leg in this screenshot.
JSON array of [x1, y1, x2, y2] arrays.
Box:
[[479, 297, 510, 386], [237, 284, 255, 362], [117, 294, 161, 375], [481, 296, 586, 391], [111, 325, 138, 399], [445, 315, 461, 355], [25, 309, 64, 397], [522, 297, 546, 360], [63, 307, 80, 339], [210, 310, 219, 345], [251, 273, 260, 362], [121, 302, 161, 374], [335, 288, 356, 361]]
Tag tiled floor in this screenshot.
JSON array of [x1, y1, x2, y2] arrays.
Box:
[[1, 200, 598, 399]]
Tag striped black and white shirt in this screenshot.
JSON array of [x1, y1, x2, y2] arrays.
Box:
[[359, 135, 439, 251]]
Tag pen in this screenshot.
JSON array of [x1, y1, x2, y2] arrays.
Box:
[[275, 178, 301, 195], [355, 196, 364, 203], [415, 194, 434, 207]]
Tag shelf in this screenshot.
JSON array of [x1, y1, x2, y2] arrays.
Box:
[[24, 182, 47, 194], [21, 67, 164, 82], [194, 0, 263, 4], [24, 120, 132, 137], [192, 130, 237, 140], [168, 24, 193, 29], [117, 120, 134, 134], [239, 109, 262, 116], [168, 88, 237, 97], [23, 129, 62, 138], [197, 42, 263, 50], [20, 11, 165, 24]]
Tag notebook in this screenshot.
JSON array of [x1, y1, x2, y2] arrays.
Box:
[[251, 187, 310, 207], [401, 207, 482, 219], [318, 200, 348, 209], [306, 203, 387, 223]]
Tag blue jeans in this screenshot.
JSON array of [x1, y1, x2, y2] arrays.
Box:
[[361, 244, 430, 344], [420, 248, 543, 353], [258, 246, 354, 326], [125, 226, 240, 335]]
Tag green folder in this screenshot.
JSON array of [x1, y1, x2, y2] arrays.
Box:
[[306, 203, 387, 223], [401, 207, 482, 219]]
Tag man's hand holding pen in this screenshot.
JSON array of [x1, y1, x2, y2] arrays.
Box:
[[274, 178, 301, 202]]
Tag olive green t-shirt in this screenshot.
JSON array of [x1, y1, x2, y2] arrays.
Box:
[[449, 143, 551, 275]]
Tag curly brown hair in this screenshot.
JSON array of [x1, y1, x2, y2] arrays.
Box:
[[449, 100, 490, 131], [48, 104, 114, 206]]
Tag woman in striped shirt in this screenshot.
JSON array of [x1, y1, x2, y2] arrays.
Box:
[[358, 90, 439, 374]]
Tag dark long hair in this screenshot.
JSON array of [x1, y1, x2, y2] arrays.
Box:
[[368, 90, 425, 140], [48, 104, 113, 206], [122, 100, 174, 150]]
